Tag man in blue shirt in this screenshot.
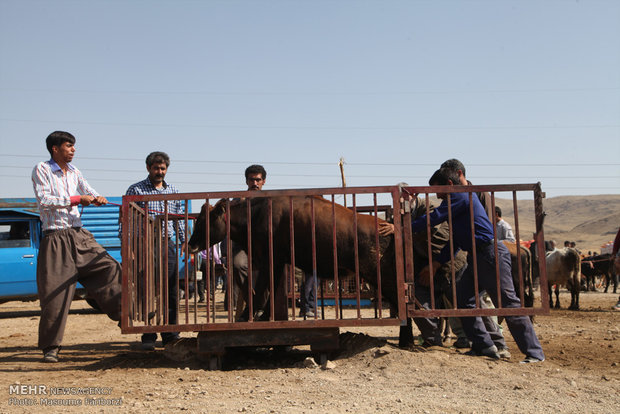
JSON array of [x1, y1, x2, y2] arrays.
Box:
[[414, 168, 544, 363]]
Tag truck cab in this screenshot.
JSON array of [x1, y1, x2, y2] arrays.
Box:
[[0, 202, 41, 301], [0, 197, 192, 306], [0, 197, 122, 305]]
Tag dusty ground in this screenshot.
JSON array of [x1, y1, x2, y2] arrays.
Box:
[[1, 291, 619, 414]]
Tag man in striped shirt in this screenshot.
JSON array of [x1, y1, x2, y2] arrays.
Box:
[[125, 151, 185, 350], [31, 131, 122, 363]]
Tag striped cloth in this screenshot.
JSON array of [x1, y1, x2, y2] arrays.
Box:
[[31, 159, 99, 231]]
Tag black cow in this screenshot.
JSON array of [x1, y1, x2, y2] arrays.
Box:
[[581, 253, 616, 293]]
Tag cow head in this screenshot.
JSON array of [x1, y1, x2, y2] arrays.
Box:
[[188, 199, 228, 253]]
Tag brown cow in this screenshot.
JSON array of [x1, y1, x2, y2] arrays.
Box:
[[188, 196, 399, 320], [501, 240, 534, 309]]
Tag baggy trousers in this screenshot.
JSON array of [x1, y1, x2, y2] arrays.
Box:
[[445, 291, 506, 348], [413, 270, 506, 348], [225, 246, 268, 320], [443, 261, 506, 349], [223, 246, 249, 319], [37, 227, 122, 351], [457, 242, 545, 360]]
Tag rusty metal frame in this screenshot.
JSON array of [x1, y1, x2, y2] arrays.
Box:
[[120, 183, 548, 335], [121, 186, 406, 333], [401, 183, 550, 318]]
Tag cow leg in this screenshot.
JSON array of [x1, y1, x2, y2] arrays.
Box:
[[523, 257, 534, 308], [548, 283, 553, 308], [574, 273, 580, 310], [569, 289, 579, 310], [574, 289, 580, 309], [525, 282, 534, 308], [398, 318, 415, 348], [568, 280, 575, 309], [554, 285, 561, 309], [252, 266, 270, 320], [568, 274, 580, 310], [442, 318, 451, 342], [272, 263, 288, 321], [250, 261, 286, 321], [603, 272, 618, 293]]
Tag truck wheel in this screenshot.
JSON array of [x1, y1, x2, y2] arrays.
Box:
[[85, 297, 102, 312]]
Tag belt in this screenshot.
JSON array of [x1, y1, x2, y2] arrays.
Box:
[[43, 227, 82, 236]]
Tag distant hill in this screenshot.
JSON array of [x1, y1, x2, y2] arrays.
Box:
[[496, 194, 620, 254]]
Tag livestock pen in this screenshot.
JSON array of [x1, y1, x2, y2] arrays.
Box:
[[119, 184, 550, 368]]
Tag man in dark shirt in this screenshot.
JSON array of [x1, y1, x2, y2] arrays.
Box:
[[414, 168, 544, 363], [440, 158, 493, 219], [223, 165, 267, 320], [438, 158, 507, 353]]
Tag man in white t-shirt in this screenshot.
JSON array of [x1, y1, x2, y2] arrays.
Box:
[[495, 206, 516, 242]]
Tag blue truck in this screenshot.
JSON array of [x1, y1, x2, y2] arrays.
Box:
[[0, 197, 193, 307], [0, 197, 122, 307]]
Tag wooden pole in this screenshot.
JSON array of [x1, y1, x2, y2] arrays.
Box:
[[339, 157, 346, 207]]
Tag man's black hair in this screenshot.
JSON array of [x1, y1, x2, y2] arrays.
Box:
[[46, 131, 76, 157], [245, 164, 267, 180], [146, 151, 170, 167], [428, 167, 459, 186], [440, 158, 466, 177], [495, 206, 502, 217]]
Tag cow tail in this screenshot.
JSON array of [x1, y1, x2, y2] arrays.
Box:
[[525, 248, 533, 299]]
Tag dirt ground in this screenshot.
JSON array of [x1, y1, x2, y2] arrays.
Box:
[[1, 290, 618, 414]]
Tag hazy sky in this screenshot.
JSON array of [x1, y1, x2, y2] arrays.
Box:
[[1, 0, 619, 203]]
